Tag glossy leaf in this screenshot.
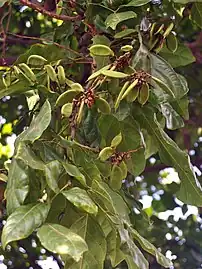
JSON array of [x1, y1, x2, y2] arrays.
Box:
[[37, 223, 88, 261], [16, 100, 51, 144], [130, 227, 172, 268], [6, 159, 29, 215], [64, 216, 107, 269], [45, 160, 63, 193], [105, 11, 137, 30], [134, 106, 202, 206], [161, 103, 184, 130], [62, 187, 98, 215], [150, 54, 189, 99], [2, 203, 50, 249], [62, 162, 87, 186]]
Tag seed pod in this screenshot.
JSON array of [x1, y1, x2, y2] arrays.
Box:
[[76, 100, 85, 125], [154, 24, 164, 35], [166, 32, 178, 53], [111, 132, 122, 148], [126, 87, 139, 103], [149, 22, 157, 39], [138, 83, 149, 105], [44, 65, 57, 81], [56, 90, 81, 106], [115, 81, 130, 110], [119, 161, 127, 179], [61, 103, 73, 118], [57, 65, 66, 85], [19, 63, 36, 82], [121, 79, 138, 100], [71, 83, 84, 92], [27, 55, 47, 66], [89, 44, 114, 57], [120, 45, 133, 52], [95, 97, 111, 114], [163, 22, 174, 38], [98, 147, 114, 162], [13, 66, 20, 76], [110, 164, 123, 190], [2, 73, 11, 87]]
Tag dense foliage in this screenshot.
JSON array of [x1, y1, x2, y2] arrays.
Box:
[[1, 0, 202, 268]]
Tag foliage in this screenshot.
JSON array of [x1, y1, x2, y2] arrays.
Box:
[[0, 0, 202, 268]]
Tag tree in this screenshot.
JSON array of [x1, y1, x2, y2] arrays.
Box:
[[0, 0, 202, 268]]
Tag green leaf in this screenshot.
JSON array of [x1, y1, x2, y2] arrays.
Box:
[[130, 227, 172, 268], [62, 187, 98, 215], [16, 100, 51, 144], [65, 216, 107, 269], [2, 203, 50, 249], [95, 98, 111, 114], [191, 3, 202, 28], [161, 103, 184, 130], [115, 29, 136, 39], [150, 53, 189, 99], [123, 0, 151, 7], [160, 43, 195, 68], [110, 165, 124, 190], [101, 70, 128, 78], [45, 160, 63, 193], [61, 103, 73, 118], [15, 142, 44, 170], [134, 106, 202, 206], [107, 229, 125, 267], [62, 162, 87, 186], [37, 223, 88, 261], [105, 11, 137, 30], [119, 228, 149, 269], [0, 80, 32, 99], [6, 159, 29, 215], [87, 65, 111, 81]]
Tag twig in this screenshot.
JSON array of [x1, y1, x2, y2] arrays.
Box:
[[7, 32, 84, 58], [0, 5, 12, 64], [19, 0, 83, 21]]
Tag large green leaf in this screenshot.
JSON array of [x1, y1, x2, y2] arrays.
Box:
[[134, 106, 202, 206], [62, 187, 98, 215], [6, 159, 29, 215], [160, 103, 184, 130], [129, 227, 172, 268], [160, 43, 195, 68], [2, 203, 50, 249], [191, 3, 202, 28], [119, 228, 149, 269], [16, 100, 51, 144], [15, 142, 45, 170], [45, 160, 63, 193], [0, 80, 32, 99], [37, 223, 88, 261], [150, 54, 189, 99], [64, 215, 107, 269], [62, 162, 87, 186], [105, 11, 137, 30]]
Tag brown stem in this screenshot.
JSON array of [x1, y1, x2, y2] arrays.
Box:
[[19, 0, 83, 21]]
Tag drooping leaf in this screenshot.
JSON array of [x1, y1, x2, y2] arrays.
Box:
[[37, 223, 88, 261], [2, 203, 50, 249], [64, 215, 107, 269], [129, 227, 172, 268], [45, 160, 63, 193], [161, 103, 184, 130], [134, 106, 202, 206], [160, 43, 195, 68], [15, 142, 44, 170], [62, 162, 87, 186], [16, 100, 51, 144], [6, 159, 29, 215], [105, 11, 137, 30], [62, 187, 98, 215]]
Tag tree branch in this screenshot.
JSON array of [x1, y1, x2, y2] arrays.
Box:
[[19, 0, 83, 21]]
